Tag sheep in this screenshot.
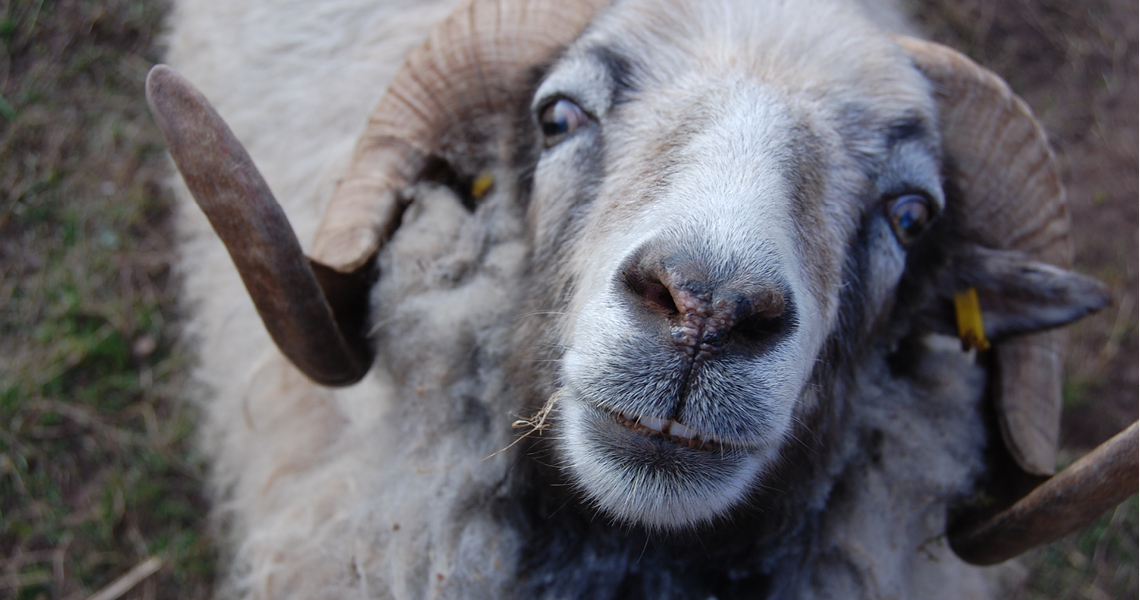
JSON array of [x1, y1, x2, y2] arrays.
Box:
[[151, 0, 1128, 598]]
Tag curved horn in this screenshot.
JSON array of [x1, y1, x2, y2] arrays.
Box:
[[310, 0, 611, 273], [950, 421, 1138, 565], [146, 65, 372, 386], [897, 37, 1072, 478]]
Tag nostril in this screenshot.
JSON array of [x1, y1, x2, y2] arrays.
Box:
[[735, 312, 787, 341], [734, 288, 793, 342], [622, 269, 679, 316]]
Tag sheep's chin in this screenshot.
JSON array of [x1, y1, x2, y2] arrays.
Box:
[[559, 398, 769, 530]]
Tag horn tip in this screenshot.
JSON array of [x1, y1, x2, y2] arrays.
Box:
[[311, 226, 381, 274], [145, 64, 178, 104], [144, 64, 205, 137]]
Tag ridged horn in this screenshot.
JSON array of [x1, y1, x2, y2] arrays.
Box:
[[146, 65, 372, 386], [897, 37, 1071, 478], [950, 421, 1138, 565], [310, 0, 611, 273]]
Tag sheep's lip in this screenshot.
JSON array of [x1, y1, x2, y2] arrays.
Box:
[[613, 410, 722, 452]]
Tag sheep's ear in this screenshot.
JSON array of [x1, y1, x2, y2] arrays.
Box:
[[953, 247, 1110, 343], [920, 245, 1109, 481], [896, 36, 1105, 478]]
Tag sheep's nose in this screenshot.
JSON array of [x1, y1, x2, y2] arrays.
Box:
[[620, 251, 792, 359]]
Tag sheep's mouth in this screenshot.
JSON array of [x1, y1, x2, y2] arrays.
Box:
[[613, 411, 722, 452]]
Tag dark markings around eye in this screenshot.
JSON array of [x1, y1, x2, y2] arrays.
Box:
[[885, 116, 926, 147], [588, 46, 637, 105]]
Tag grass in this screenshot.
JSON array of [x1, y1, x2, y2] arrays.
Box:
[[0, 0, 214, 598], [0, 0, 1134, 598], [1021, 494, 1139, 600]]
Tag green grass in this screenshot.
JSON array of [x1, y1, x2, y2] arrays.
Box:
[[1021, 494, 1139, 600]]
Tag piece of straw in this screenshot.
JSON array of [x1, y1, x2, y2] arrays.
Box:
[[85, 557, 163, 600]]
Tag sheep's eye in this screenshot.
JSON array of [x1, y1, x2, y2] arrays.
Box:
[[540, 98, 589, 147], [886, 193, 933, 244]]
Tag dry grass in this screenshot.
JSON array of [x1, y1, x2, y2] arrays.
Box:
[[0, 0, 1133, 598]]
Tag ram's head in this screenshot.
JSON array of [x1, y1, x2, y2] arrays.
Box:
[[149, 0, 1116, 548]]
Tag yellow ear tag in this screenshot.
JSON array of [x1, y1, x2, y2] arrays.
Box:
[[953, 287, 991, 352], [471, 171, 494, 200]]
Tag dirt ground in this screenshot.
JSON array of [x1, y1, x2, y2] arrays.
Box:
[[0, 0, 1135, 598]]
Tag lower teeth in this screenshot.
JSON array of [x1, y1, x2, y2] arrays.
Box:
[[614, 413, 717, 451]]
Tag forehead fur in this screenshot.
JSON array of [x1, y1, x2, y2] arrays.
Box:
[[578, 0, 934, 122]]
